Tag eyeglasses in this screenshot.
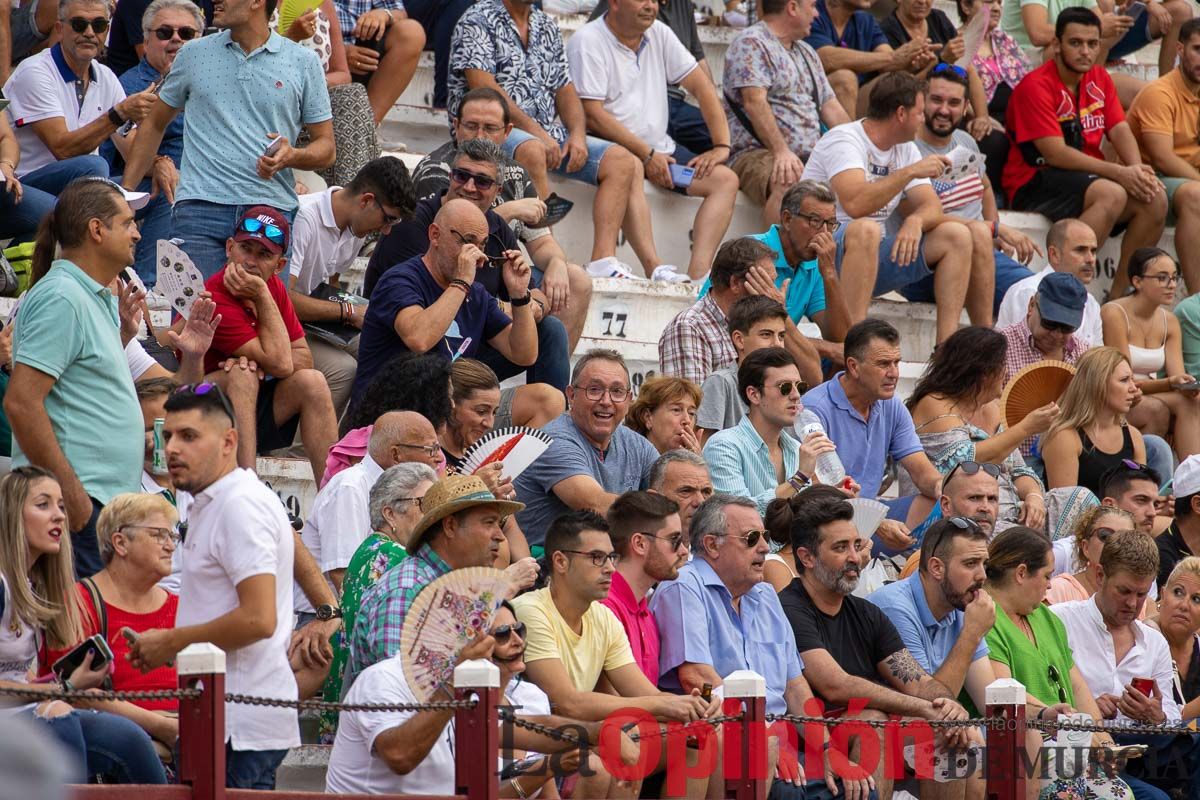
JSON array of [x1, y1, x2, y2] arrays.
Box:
[[772, 380, 807, 397], [152, 24, 197, 40], [490, 621, 526, 643], [638, 530, 687, 550], [450, 167, 498, 191], [573, 384, 630, 403], [1047, 664, 1069, 704], [559, 549, 620, 567], [458, 122, 506, 136], [932, 62, 968, 79], [396, 442, 441, 458], [924, 516, 981, 563], [238, 217, 285, 246], [1039, 318, 1077, 335], [726, 529, 767, 548], [171, 381, 236, 426], [119, 525, 182, 545], [449, 229, 507, 265], [68, 15, 109, 33], [944, 460, 1001, 487], [793, 211, 841, 233], [374, 199, 402, 226], [1140, 272, 1180, 286]]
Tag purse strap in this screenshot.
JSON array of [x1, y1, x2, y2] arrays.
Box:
[[79, 577, 108, 643]]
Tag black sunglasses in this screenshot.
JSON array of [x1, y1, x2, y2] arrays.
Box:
[[1040, 318, 1077, 334], [450, 167, 497, 191], [152, 24, 197, 40], [945, 460, 1001, 486], [491, 621, 526, 643], [638, 530, 687, 550], [1047, 664, 1069, 704], [727, 530, 766, 548], [68, 15, 109, 33], [925, 516, 981, 562]]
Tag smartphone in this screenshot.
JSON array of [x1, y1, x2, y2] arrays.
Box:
[[263, 136, 284, 158], [1176, 381, 1200, 392], [1130, 677, 1155, 696], [669, 164, 696, 188], [52, 634, 113, 681]]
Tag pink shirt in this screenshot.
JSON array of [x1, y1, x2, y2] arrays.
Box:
[[601, 571, 661, 684]]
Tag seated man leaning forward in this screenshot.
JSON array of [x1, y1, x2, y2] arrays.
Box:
[[202, 206, 339, 483], [802, 72, 985, 345]]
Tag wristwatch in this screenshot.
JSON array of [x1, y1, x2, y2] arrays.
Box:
[[315, 604, 343, 621]]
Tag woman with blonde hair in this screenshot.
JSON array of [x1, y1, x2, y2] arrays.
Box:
[[1045, 506, 1138, 608], [1041, 347, 1146, 497], [625, 375, 703, 454], [0, 468, 164, 784], [1148, 557, 1200, 719]]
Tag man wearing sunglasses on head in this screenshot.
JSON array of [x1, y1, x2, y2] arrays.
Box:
[[938, 461, 1003, 538], [2, 0, 159, 198]]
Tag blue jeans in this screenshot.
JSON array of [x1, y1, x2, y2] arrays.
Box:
[[19, 155, 109, 196], [993, 250, 1035, 316], [126, 178, 174, 287], [402, 0, 476, 109], [30, 708, 166, 785], [1115, 731, 1200, 800], [0, 181, 56, 243], [477, 313, 570, 391], [667, 95, 714, 155], [1144, 434, 1175, 488], [226, 743, 287, 789], [502, 129, 617, 187], [171, 200, 296, 280]]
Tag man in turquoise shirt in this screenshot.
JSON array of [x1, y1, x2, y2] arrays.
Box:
[[121, 0, 335, 277], [5, 179, 147, 578]]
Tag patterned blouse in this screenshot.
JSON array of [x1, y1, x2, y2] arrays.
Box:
[[973, 29, 1032, 104]]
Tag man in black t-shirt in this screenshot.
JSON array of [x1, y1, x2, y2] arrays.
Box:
[[778, 494, 974, 799]]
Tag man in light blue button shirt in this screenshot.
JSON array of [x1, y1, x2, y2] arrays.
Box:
[[120, 0, 334, 277]]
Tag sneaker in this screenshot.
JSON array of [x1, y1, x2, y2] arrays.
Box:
[[586, 256, 642, 280], [651, 264, 691, 284]]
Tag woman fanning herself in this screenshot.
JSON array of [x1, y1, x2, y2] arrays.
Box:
[[0, 468, 164, 784], [1102, 248, 1200, 461], [1041, 347, 1146, 497]]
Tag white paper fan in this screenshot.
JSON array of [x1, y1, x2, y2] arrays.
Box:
[[957, 3, 990, 68], [400, 567, 511, 701], [848, 498, 889, 538], [155, 240, 206, 319], [460, 426, 553, 480]]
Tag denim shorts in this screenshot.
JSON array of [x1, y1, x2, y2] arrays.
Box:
[[501, 129, 616, 186], [833, 223, 931, 297]]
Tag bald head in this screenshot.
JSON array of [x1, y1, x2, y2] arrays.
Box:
[[435, 198, 488, 238], [1046, 219, 1097, 284], [370, 411, 440, 469], [428, 198, 488, 281]]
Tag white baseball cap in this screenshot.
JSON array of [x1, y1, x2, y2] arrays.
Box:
[[1173, 455, 1200, 497]]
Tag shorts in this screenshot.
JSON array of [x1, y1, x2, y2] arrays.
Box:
[[256, 378, 302, 453], [1011, 167, 1102, 220], [834, 223, 932, 296], [1163, 176, 1191, 224], [11, 0, 49, 61], [730, 148, 777, 206], [501, 129, 616, 186], [497, 386, 516, 430], [1107, 10, 1155, 60]]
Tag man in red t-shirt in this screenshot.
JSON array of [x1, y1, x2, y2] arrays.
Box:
[[204, 206, 339, 483], [1002, 7, 1166, 297]]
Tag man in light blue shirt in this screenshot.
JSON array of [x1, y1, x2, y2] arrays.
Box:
[[704, 347, 833, 514], [120, 0, 334, 277]]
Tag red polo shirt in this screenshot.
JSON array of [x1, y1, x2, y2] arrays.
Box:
[[203, 266, 305, 374], [600, 571, 661, 684]]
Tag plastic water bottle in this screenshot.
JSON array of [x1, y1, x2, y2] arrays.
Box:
[[797, 410, 846, 486]]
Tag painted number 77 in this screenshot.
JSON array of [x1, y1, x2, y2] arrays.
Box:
[[601, 311, 628, 338]]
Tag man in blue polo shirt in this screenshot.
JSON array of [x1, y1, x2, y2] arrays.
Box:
[[800, 318, 943, 553], [120, 0, 335, 277]]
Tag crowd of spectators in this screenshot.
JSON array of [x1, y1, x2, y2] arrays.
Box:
[[9, 0, 1200, 793]]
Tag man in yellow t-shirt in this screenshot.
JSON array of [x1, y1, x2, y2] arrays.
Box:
[[1127, 17, 1200, 292]]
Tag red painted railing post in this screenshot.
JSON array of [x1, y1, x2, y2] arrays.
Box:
[[985, 678, 1027, 800], [724, 670, 768, 800], [177, 643, 227, 800], [455, 658, 500, 800]]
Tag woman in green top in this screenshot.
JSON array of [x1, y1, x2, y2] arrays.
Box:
[[317, 462, 437, 743], [984, 526, 1130, 800]]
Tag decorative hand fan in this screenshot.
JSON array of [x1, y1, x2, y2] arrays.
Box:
[[155, 240, 205, 319], [956, 3, 991, 68], [1000, 360, 1076, 430], [276, 0, 323, 40], [848, 498, 888, 538], [460, 427, 553, 480], [400, 567, 511, 701]]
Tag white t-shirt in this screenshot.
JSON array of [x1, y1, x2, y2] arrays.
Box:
[[141, 471, 193, 595], [801, 120, 931, 235], [995, 266, 1104, 348], [177, 468, 299, 751], [567, 18, 698, 154], [293, 452, 383, 614], [3, 47, 126, 177], [126, 338, 158, 381], [288, 188, 369, 296]]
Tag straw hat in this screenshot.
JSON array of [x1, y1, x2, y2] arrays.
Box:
[[409, 473, 524, 549]]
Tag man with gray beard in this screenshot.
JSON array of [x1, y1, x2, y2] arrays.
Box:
[[778, 495, 976, 800]]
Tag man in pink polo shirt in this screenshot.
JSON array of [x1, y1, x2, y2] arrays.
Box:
[[603, 491, 689, 684]]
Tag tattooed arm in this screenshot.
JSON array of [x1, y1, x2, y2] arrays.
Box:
[[799, 647, 936, 718], [879, 649, 955, 702]]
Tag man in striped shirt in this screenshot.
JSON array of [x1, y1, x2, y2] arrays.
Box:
[[914, 65, 1038, 317]]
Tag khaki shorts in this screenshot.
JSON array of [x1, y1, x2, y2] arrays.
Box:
[[730, 148, 776, 206]]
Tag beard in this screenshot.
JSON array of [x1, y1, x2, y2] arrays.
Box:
[[645, 547, 682, 582], [942, 577, 984, 611], [812, 557, 859, 595], [924, 114, 957, 137]]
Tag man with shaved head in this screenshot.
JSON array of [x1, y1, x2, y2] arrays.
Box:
[[352, 198, 538, 406]]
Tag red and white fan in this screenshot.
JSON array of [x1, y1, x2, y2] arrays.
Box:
[[460, 427, 553, 480]]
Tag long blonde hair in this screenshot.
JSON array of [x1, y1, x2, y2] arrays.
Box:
[[0, 468, 84, 649], [1044, 347, 1132, 443]]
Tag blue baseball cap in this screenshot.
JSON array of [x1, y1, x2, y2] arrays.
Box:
[[1036, 272, 1087, 330]]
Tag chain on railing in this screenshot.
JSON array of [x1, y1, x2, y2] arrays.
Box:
[[766, 710, 1198, 737], [498, 708, 586, 746], [0, 685, 202, 703]]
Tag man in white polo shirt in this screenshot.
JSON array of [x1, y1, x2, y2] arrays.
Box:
[[128, 382, 300, 790], [2, 0, 158, 195], [565, 0, 738, 282], [286, 156, 415, 417]]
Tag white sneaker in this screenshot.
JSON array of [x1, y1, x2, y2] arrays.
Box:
[[586, 256, 642, 280], [651, 264, 691, 284]]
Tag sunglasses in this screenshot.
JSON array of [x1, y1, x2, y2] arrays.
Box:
[[639, 530, 687, 550], [450, 167, 497, 191], [152, 24, 197, 40], [1047, 664, 1069, 704], [932, 62, 968, 79], [1121, 459, 1149, 471], [374, 198, 401, 226], [171, 381, 236, 426], [491, 621, 526, 643], [945, 460, 1001, 486], [449, 229, 507, 265], [925, 516, 981, 562], [238, 217, 286, 246], [727, 529, 767, 548], [68, 15, 108, 33], [1040, 318, 1077, 334], [774, 380, 807, 397]]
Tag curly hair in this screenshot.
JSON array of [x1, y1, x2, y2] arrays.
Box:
[[1068, 505, 1135, 570], [345, 353, 454, 434]]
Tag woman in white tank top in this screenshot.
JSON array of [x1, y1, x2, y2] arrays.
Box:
[[1100, 247, 1200, 461]]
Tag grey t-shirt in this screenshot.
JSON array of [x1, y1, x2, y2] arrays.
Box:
[[514, 414, 659, 545], [697, 364, 743, 433], [914, 129, 987, 222]]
